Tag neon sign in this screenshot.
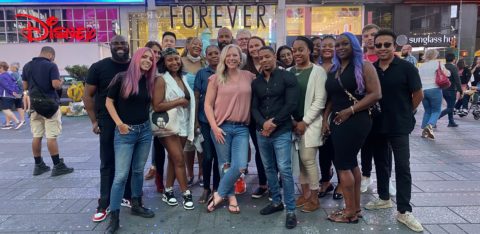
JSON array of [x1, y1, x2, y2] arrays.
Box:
[[16, 14, 97, 42]]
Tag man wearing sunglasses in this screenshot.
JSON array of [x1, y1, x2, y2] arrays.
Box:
[[365, 29, 424, 233]]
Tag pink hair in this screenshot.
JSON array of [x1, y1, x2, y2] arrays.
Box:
[[120, 47, 156, 99]]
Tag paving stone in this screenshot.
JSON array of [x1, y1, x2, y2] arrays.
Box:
[[0, 199, 62, 215], [0, 179, 21, 188], [42, 188, 99, 199], [11, 178, 93, 189], [0, 214, 94, 232], [414, 181, 480, 192], [449, 206, 480, 223], [411, 193, 480, 206], [439, 224, 467, 234], [457, 224, 480, 234], [424, 224, 449, 234], [0, 215, 10, 224], [411, 207, 467, 224]]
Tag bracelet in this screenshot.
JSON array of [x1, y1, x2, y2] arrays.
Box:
[[350, 106, 355, 115]]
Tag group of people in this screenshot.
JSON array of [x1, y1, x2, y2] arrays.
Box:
[[18, 22, 476, 234], [0, 61, 27, 130]]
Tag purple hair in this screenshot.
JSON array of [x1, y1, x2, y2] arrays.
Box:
[[117, 47, 156, 99], [332, 32, 365, 95]]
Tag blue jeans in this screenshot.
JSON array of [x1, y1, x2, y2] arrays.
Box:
[[421, 88, 443, 128], [110, 121, 152, 211], [439, 89, 457, 124], [256, 131, 296, 212], [211, 122, 249, 197]]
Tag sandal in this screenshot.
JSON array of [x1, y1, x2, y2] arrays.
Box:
[[198, 190, 211, 204], [206, 194, 221, 213], [228, 204, 240, 214], [327, 211, 359, 224], [356, 210, 363, 219]]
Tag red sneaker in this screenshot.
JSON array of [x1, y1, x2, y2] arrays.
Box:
[[234, 177, 246, 195], [92, 208, 109, 222]]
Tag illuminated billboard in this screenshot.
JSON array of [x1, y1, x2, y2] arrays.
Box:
[[0, 0, 144, 5]]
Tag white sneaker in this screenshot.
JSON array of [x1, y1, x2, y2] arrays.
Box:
[[365, 198, 393, 210], [121, 198, 132, 208], [360, 176, 372, 193], [397, 211, 424, 232], [389, 179, 396, 197]]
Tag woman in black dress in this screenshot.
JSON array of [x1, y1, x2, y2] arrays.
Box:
[[323, 32, 381, 223]]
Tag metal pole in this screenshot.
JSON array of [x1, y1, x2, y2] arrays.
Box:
[[457, 0, 462, 58]]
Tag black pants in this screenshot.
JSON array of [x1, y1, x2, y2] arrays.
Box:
[[200, 122, 220, 191], [318, 137, 340, 183], [361, 131, 392, 178], [373, 134, 412, 213], [152, 137, 166, 179], [97, 117, 132, 210], [454, 94, 469, 110], [249, 123, 267, 186], [439, 89, 457, 124]]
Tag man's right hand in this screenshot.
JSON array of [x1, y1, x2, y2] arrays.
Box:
[[92, 121, 101, 134]]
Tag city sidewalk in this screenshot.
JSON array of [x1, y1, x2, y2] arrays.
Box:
[[0, 111, 479, 234]]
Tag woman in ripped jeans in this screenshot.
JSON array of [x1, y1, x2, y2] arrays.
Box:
[[204, 44, 256, 214]]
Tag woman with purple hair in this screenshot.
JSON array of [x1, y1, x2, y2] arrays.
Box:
[[323, 32, 381, 223], [104, 47, 158, 233]]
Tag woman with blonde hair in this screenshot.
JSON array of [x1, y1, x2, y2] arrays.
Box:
[[417, 49, 450, 140], [204, 44, 255, 214]]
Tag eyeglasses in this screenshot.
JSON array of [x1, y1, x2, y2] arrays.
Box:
[[374, 42, 393, 49]]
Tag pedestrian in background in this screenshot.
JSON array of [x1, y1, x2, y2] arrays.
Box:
[[418, 49, 450, 140], [104, 47, 157, 233], [439, 53, 462, 127], [0, 61, 22, 130], [22, 46, 74, 177]]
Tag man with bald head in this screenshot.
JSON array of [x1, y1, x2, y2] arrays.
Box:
[[217, 27, 233, 51], [401, 44, 417, 66], [84, 35, 133, 223]]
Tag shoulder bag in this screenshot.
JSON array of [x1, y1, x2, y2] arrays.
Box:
[[27, 65, 59, 119], [336, 70, 381, 118], [435, 61, 451, 89]]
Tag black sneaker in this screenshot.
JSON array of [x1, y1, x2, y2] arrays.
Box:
[[182, 190, 194, 210], [285, 212, 297, 229], [187, 177, 194, 188], [162, 189, 178, 206], [260, 203, 284, 215], [251, 187, 268, 199], [51, 159, 74, 177], [33, 161, 51, 176]]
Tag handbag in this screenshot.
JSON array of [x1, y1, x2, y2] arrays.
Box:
[[150, 108, 180, 137], [435, 61, 451, 89], [336, 70, 381, 118], [26, 65, 59, 119]]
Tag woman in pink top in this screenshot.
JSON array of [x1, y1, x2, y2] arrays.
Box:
[[204, 44, 255, 214]]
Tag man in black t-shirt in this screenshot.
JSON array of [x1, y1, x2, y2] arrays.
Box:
[[366, 29, 424, 233], [22, 46, 74, 177], [439, 53, 462, 127], [83, 35, 132, 223]]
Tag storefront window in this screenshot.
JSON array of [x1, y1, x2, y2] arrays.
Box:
[[0, 7, 119, 43], [129, 5, 276, 51], [411, 5, 453, 35], [286, 6, 362, 37], [364, 5, 393, 29]]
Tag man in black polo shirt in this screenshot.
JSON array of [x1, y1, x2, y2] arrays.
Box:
[[83, 35, 132, 223], [365, 29, 424, 233], [22, 46, 74, 177], [251, 46, 299, 229]]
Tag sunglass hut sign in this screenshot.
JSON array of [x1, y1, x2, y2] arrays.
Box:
[[163, 5, 269, 29], [405, 34, 454, 47]]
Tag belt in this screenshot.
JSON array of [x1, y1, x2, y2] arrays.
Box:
[[223, 121, 247, 126]]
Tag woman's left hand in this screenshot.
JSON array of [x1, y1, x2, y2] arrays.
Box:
[[333, 109, 352, 125]]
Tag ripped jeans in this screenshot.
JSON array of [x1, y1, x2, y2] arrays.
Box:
[[211, 122, 249, 198]]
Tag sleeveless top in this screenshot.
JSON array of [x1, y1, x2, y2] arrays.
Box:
[[325, 63, 365, 113]]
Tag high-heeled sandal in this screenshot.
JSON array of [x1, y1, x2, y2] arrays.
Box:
[[333, 186, 343, 200]]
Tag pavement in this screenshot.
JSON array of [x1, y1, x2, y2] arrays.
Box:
[[0, 110, 480, 234]]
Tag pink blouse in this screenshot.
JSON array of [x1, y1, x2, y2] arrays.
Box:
[[208, 70, 255, 126]]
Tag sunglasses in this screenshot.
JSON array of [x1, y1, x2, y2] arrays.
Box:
[[374, 42, 393, 49]]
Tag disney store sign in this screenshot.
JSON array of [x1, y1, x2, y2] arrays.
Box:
[[15, 14, 97, 42]]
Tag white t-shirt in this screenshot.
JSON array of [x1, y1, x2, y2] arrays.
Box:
[[418, 60, 451, 90]]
